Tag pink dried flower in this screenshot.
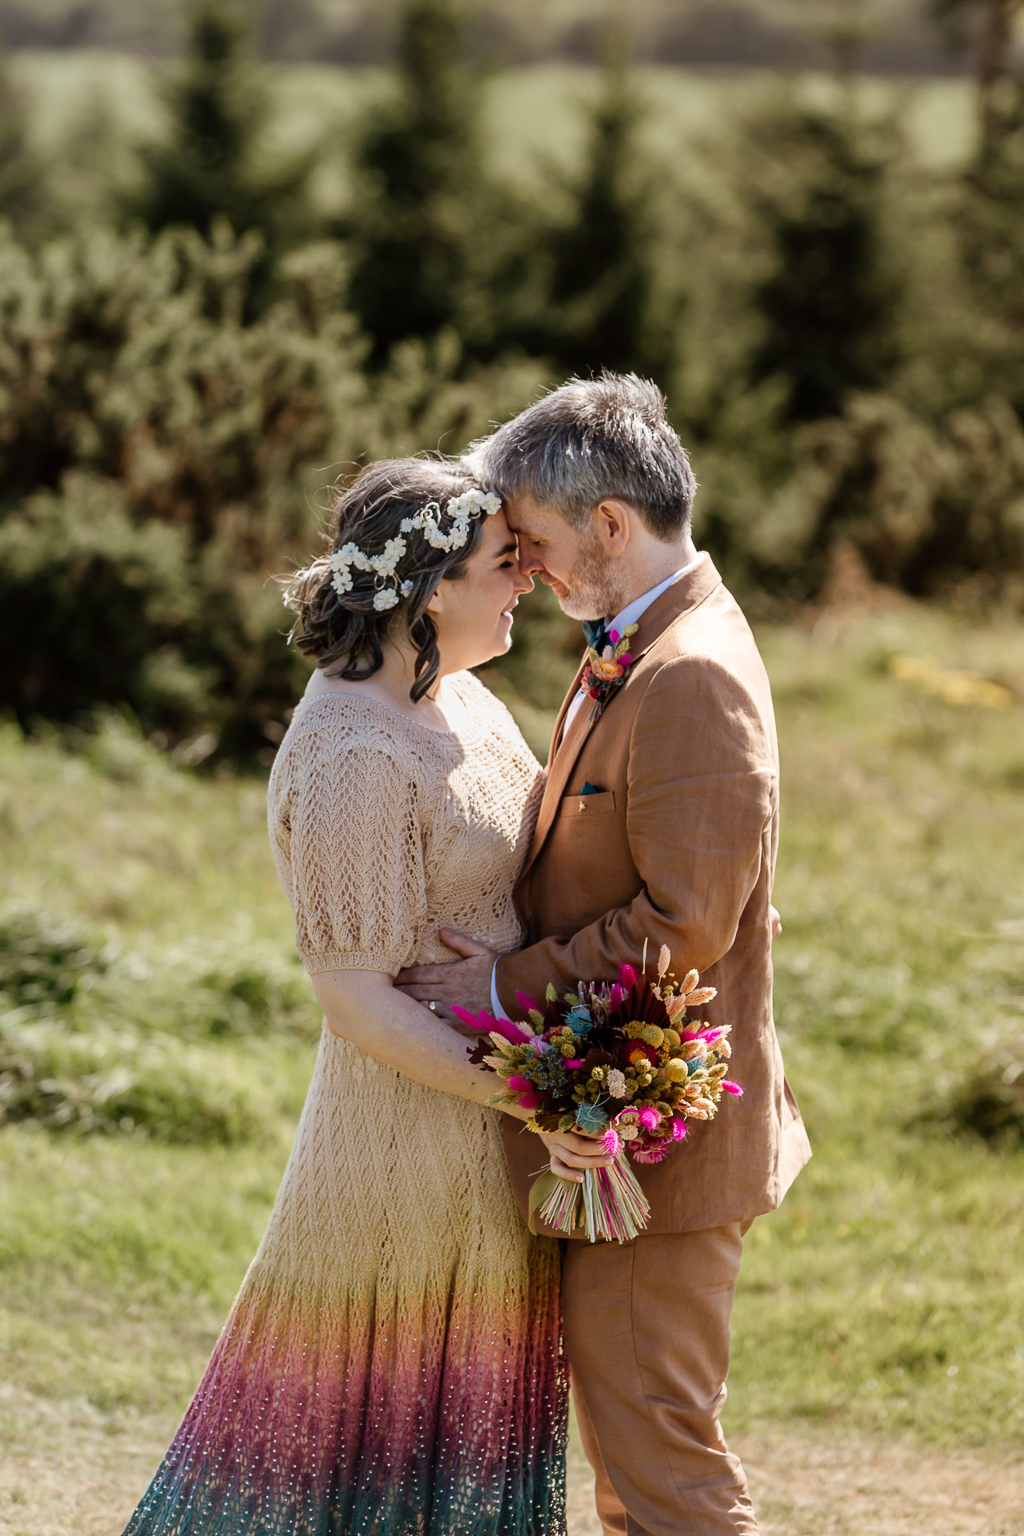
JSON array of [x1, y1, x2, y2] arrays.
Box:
[[619, 963, 637, 989], [671, 1118, 688, 1141], [631, 1143, 671, 1164], [721, 1080, 744, 1096], [638, 1105, 660, 1130], [507, 1075, 532, 1093], [515, 990, 540, 1015], [601, 1128, 622, 1156], [452, 1006, 534, 1046]]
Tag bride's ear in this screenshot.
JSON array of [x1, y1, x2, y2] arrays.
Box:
[[425, 585, 445, 620]]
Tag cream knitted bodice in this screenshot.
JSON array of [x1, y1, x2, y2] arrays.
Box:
[[268, 670, 544, 977]]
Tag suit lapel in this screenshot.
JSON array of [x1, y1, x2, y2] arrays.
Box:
[[519, 554, 724, 885], [522, 666, 598, 880]]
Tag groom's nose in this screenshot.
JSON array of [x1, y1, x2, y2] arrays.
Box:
[[517, 548, 547, 577]]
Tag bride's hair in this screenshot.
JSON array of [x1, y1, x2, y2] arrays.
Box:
[[281, 459, 492, 703]]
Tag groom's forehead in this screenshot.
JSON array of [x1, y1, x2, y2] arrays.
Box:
[[504, 493, 572, 537]]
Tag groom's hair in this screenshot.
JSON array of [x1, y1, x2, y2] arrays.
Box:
[[467, 372, 697, 541]]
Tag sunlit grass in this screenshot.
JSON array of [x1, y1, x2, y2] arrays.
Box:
[[1, 602, 1023, 1447]]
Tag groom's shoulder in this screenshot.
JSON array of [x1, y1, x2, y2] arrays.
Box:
[[635, 575, 776, 747], [657, 574, 767, 683]]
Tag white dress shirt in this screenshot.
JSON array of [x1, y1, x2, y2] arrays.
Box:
[[489, 558, 699, 1020]]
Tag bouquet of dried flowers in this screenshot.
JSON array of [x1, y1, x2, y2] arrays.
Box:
[[453, 945, 742, 1243]]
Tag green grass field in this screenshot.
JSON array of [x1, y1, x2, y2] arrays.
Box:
[[2, 600, 1024, 1473]]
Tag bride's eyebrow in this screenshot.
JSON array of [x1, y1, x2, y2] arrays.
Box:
[[494, 540, 518, 559]]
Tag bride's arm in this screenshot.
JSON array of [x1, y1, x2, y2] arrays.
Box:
[[310, 966, 532, 1116]]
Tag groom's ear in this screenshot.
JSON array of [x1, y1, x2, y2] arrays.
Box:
[[594, 498, 632, 556]]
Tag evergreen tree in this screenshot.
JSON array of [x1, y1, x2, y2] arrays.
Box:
[[749, 105, 900, 424], [933, 2, 1024, 348], [346, 0, 484, 364], [0, 57, 45, 235], [531, 55, 671, 381], [129, 0, 311, 250]]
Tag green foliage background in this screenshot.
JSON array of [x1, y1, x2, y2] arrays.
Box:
[[1, 0, 1023, 757]]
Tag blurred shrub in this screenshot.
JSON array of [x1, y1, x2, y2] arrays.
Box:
[[0, 907, 108, 1008], [116, 939, 320, 1040], [925, 1024, 1024, 1146], [0, 477, 210, 735], [0, 1010, 291, 1141], [748, 392, 1024, 601], [0, 221, 545, 752], [0, 919, 319, 1140]]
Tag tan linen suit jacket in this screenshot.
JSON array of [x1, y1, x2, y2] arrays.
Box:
[[498, 553, 811, 1235]]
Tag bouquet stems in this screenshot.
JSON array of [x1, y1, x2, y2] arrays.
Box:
[[538, 1153, 651, 1243]]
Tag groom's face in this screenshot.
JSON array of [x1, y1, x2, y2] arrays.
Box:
[[504, 494, 623, 621]]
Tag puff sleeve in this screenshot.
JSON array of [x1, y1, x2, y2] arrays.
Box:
[[275, 724, 428, 976]]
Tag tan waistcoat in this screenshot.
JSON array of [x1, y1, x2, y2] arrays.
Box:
[[498, 554, 812, 1234]]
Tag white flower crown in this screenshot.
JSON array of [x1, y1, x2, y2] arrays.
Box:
[[329, 488, 502, 612]]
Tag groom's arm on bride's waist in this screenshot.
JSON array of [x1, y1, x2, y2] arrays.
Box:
[[494, 651, 777, 1011]]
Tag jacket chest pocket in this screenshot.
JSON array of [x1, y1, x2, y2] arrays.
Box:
[[558, 789, 617, 818]]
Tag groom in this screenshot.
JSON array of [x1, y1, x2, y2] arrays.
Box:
[[398, 373, 811, 1536]]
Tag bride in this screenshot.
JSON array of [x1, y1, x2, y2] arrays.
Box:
[[122, 458, 612, 1536]]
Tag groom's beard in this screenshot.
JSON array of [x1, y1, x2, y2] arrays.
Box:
[[555, 529, 626, 621]]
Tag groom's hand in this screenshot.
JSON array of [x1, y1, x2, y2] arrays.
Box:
[[394, 929, 496, 1019], [539, 1129, 617, 1184]]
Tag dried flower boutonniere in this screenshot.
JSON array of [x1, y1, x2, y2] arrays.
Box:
[[581, 623, 639, 721]]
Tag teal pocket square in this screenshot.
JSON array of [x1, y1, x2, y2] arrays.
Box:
[[579, 781, 602, 795]]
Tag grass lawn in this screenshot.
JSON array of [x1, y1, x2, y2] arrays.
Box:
[[2, 600, 1024, 1528]]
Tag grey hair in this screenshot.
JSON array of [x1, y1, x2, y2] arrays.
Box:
[[465, 372, 697, 541]]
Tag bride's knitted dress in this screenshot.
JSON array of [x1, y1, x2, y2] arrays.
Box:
[[124, 672, 567, 1536]]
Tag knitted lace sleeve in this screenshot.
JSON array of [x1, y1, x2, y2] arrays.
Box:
[[281, 722, 428, 977]]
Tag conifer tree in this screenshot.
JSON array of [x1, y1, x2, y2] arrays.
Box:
[[933, 1, 1024, 348], [0, 57, 44, 235], [130, 0, 310, 250], [346, 0, 483, 364], [534, 54, 670, 381], [749, 106, 899, 424]]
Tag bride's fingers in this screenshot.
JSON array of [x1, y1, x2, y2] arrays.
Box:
[[549, 1154, 585, 1183]]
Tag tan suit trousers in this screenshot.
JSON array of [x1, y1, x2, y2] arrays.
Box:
[[563, 1225, 758, 1536]]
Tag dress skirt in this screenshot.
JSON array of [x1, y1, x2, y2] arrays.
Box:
[[123, 1028, 568, 1536]]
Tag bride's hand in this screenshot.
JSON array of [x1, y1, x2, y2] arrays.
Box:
[[538, 1128, 616, 1184]]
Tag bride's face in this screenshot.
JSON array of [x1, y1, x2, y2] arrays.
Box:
[[427, 509, 533, 674]]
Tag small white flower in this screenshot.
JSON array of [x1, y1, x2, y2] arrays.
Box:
[[448, 488, 502, 520], [400, 579, 414, 595], [606, 1068, 627, 1099], [373, 588, 400, 611]]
